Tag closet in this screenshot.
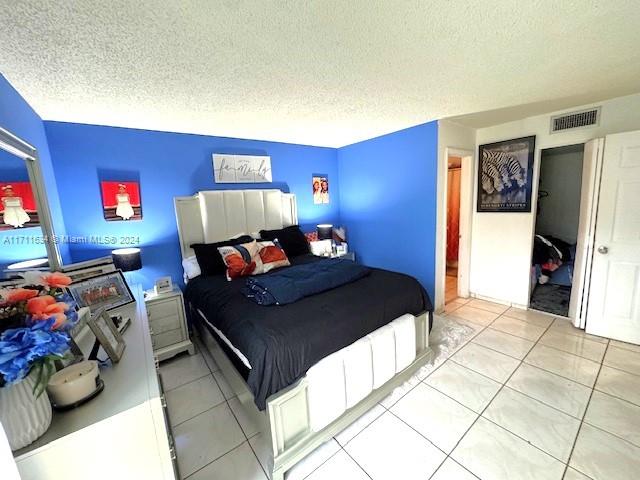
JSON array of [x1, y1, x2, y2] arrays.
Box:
[[530, 144, 584, 317]]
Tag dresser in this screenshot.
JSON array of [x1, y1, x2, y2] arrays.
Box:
[[13, 286, 178, 480], [144, 286, 194, 361]]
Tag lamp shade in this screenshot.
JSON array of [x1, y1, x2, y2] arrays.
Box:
[[111, 248, 142, 272], [7, 258, 49, 270], [317, 224, 333, 241]]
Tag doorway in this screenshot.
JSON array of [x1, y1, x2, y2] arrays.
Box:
[[438, 147, 473, 310], [445, 156, 462, 304], [530, 144, 584, 317]]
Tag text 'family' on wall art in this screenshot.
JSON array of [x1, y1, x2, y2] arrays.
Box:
[[212, 154, 273, 184]]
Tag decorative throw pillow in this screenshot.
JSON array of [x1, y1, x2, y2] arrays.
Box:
[[218, 240, 290, 280], [258, 240, 291, 273], [259, 225, 310, 258], [304, 231, 318, 243], [191, 235, 254, 276]]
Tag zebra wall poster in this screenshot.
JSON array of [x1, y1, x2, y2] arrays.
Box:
[[477, 135, 536, 212]]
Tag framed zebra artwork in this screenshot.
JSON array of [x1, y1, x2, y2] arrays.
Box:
[[477, 135, 536, 212]]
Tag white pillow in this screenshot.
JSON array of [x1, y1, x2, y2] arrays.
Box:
[[182, 255, 202, 281]]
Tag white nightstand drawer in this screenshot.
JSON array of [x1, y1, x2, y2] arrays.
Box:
[[147, 298, 179, 321], [149, 314, 181, 335], [145, 285, 194, 361], [152, 328, 185, 350]]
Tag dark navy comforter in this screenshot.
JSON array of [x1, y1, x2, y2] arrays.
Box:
[[242, 258, 371, 305], [185, 255, 432, 410]]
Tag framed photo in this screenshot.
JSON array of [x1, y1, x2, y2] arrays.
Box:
[[87, 308, 126, 363], [68, 271, 134, 312], [1, 181, 40, 230], [477, 136, 536, 213], [154, 276, 173, 295], [312, 174, 329, 204], [100, 181, 142, 221]]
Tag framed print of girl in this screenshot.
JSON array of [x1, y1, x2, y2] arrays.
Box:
[[312, 175, 329, 204], [100, 181, 142, 221], [1, 183, 38, 230]]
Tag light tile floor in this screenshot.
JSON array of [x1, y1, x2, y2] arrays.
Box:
[[161, 300, 640, 480]]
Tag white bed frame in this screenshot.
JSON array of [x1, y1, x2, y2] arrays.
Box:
[[174, 189, 432, 480]]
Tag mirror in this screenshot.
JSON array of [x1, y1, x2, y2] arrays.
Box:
[[0, 127, 60, 277]]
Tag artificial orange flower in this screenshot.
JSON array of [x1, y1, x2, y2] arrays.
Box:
[[26, 295, 69, 329], [41, 272, 72, 288], [49, 312, 68, 329], [3, 288, 39, 304], [26, 295, 56, 315]]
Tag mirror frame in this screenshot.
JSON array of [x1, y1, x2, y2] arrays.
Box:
[[0, 126, 61, 271]]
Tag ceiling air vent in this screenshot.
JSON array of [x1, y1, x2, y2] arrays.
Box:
[[550, 107, 601, 133]]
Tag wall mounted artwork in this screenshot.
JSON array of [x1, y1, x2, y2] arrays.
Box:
[[100, 181, 143, 221], [212, 154, 272, 183], [477, 136, 536, 213], [312, 174, 329, 204], [0, 182, 39, 230]]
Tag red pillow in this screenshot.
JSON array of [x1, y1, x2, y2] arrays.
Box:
[[218, 240, 290, 280]]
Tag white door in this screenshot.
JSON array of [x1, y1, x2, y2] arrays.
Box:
[[570, 138, 604, 327], [586, 130, 640, 344]]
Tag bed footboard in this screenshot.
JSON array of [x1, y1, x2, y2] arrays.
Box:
[[194, 311, 432, 480]]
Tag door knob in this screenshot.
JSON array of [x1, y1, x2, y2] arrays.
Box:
[[597, 246, 609, 254]]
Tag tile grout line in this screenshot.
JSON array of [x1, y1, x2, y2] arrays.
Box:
[[176, 339, 268, 480], [225, 398, 271, 480], [422, 313, 507, 479], [428, 316, 558, 479], [334, 313, 493, 473], [182, 438, 253, 480], [240, 309, 530, 477], [170, 397, 228, 429], [560, 338, 611, 480], [471, 322, 608, 363], [378, 315, 491, 411], [181, 310, 635, 480], [337, 448, 374, 480], [199, 345, 267, 478], [432, 323, 640, 454], [297, 443, 345, 480], [592, 384, 640, 409]]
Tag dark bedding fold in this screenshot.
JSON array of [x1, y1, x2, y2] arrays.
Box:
[[185, 254, 432, 410], [242, 258, 371, 305]]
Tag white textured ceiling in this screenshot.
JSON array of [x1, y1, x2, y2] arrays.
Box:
[[1, 1, 639, 147]]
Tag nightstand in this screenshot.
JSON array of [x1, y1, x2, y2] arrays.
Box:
[[334, 251, 356, 261], [314, 251, 356, 261], [144, 286, 194, 361]]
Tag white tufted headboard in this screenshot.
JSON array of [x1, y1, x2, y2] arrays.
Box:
[[174, 189, 298, 259]]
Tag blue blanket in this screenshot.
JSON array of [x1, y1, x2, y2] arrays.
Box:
[[242, 258, 371, 305]]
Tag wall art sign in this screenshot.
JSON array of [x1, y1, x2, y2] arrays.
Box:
[[212, 154, 272, 183], [100, 181, 142, 221], [477, 135, 536, 213]]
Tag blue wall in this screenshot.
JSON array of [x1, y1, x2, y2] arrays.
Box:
[[338, 121, 438, 299], [45, 122, 340, 289], [0, 74, 70, 271]]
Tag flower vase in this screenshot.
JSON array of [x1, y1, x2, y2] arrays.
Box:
[[0, 371, 52, 451]]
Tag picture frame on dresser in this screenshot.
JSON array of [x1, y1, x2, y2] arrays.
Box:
[[68, 270, 134, 312], [87, 307, 126, 363]]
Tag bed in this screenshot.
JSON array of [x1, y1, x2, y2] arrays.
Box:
[[174, 189, 433, 480]]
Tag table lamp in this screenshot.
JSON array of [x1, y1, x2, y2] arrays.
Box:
[[111, 248, 142, 272], [317, 224, 333, 241]]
